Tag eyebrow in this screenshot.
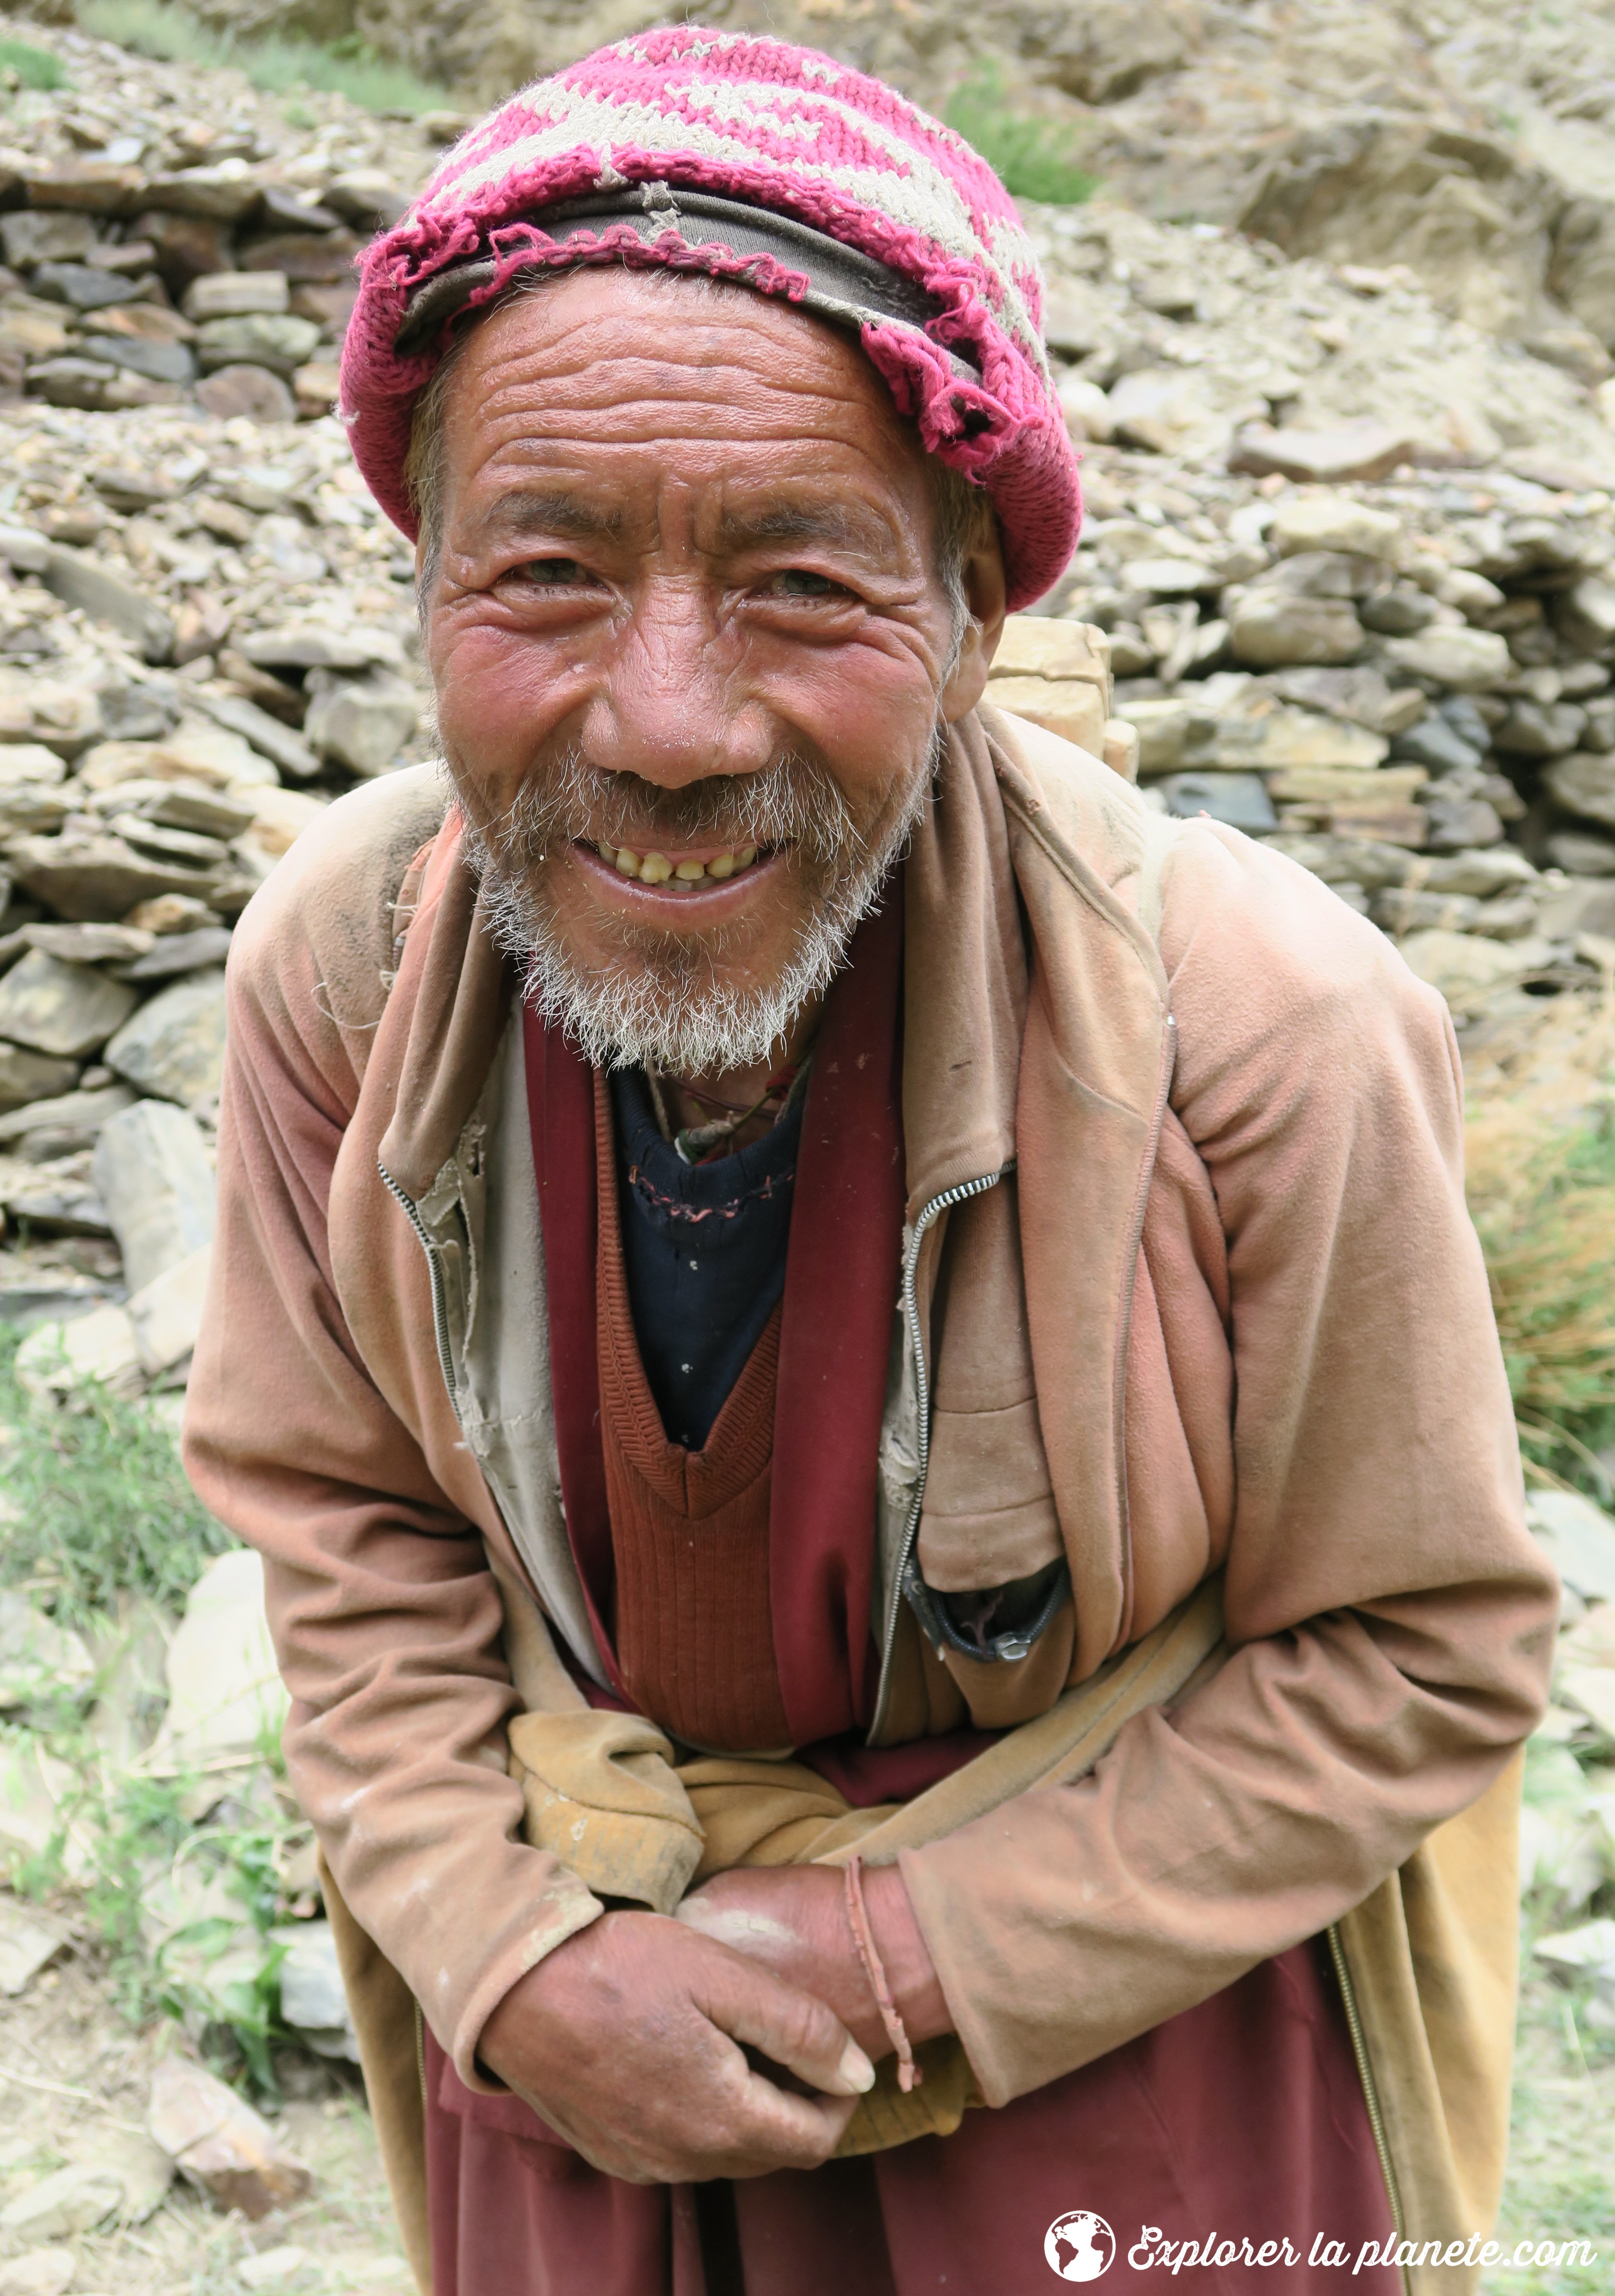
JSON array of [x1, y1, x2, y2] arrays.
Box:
[[476, 489, 625, 547], [472, 486, 895, 561], [714, 500, 890, 557]]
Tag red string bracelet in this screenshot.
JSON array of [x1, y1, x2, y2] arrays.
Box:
[[844, 1855, 921, 2094]]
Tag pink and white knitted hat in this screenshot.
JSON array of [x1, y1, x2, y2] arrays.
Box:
[[339, 27, 1081, 608]]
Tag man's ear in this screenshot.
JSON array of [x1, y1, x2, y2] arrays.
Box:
[[939, 531, 1009, 724]]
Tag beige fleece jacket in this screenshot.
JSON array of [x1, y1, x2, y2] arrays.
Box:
[[183, 709, 1556, 2099]]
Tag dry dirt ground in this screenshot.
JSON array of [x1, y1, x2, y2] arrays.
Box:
[[1487, 1971, 1615, 2295], [0, 1952, 406, 2296]]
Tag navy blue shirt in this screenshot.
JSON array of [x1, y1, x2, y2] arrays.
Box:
[[608, 1068, 802, 1451]]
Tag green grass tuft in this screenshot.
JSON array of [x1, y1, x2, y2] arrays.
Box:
[[76, 0, 225, 68], [0, 1327, 234, 1629], [0, 37, 72, 89], [1463, 1002, 1615, 1496], [0, 1330, 305, 2086], [76, 0, 450, 115], [238, 28, 448, 115], [1487, 1971, 1615, 2294], [944, 61, 1097, 208]]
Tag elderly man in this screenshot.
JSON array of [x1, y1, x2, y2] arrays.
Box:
[[186, 29, 1556, 2296]]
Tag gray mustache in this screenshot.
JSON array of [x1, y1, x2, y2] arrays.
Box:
[[477, 747, 866, 873]]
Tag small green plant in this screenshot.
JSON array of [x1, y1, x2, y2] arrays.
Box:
[[74, 0, 225, 69], [242, 28, 447, 115], [0, 1329, 234, 1627], [1468, 1090, 1615, 1492], [0, 1344, 306, 2093], [12, 1729, 307, 2090], [0, 37, 71, 89], [78, 1766, 193, 2004], [944, 61, 1097, 208], [76, 0, 450, 115], [1488, 1973, 1615, 2295]]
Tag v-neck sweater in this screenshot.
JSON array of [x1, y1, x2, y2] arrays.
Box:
[[595, 1071, 794, 1754]]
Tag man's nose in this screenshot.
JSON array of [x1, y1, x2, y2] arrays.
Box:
[[578, 577, 772, 791]]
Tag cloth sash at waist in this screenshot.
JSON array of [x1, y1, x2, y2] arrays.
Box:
[[504, 1577, 1229, 2155]]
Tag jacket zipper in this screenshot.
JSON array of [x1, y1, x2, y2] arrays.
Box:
[[1328, 1923, 1408, 2277], [878, 1011, 1178, 1711], [378, 1160, 461, 1420], [873, 1169, 1005, 1725]]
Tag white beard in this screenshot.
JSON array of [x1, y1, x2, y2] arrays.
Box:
[[507, 863, 899, 1075], [454, 744, 932, 1075]]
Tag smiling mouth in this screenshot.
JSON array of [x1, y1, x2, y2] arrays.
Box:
[[591, 839, 764, 887]]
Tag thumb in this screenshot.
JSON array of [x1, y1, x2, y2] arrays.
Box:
[[691, 1950, 876, 2100]]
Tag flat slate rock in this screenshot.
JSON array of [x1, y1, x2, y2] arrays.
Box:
[[182, 269, 289, 319], [9, 830, 222, 922], [36, 544, 175, 662], [0, 1083, 135, 1146], [194, 363, 295, 424], [1229, 421, 1418, 484], [188, 690, 333, 784], [91, 1096, 216, 1290], [194, 311, 320, 376], [148, 2056, 312, 2220], [81, 333, 195, 385], [303, 669, 418, 776], [20, 921, 154, 964], [115, 926, 234, 982], [0, 2164, 123, 2241], [0, 1901, 67, 1996], [0, 949, 138, 1059], [0, 1274, 122, 1331], [105, 968, 228, 1108], [0, 1156, 111, 1238], [1153, 770, 1278, 832], [240, 621, 403, 671]]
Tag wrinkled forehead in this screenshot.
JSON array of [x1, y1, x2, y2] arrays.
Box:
[[425, 264, 941, 531]]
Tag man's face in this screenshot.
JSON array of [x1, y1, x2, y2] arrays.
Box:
[[421, 267, 1004, 1074]]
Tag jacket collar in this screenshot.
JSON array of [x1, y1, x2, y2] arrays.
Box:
[[377, 716, 1037, 1217], [375, 823, 512, 1202]]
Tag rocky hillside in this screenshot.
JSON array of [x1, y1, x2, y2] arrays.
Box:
[[0, 11, 1614, 2291], [167, 0, 1615, 380], [6, 11, 1615, 1370]]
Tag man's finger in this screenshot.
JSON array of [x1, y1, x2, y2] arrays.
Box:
[[725, 2072, 862, 2173], [693, 1956, 876, 2099], [510, 2031, 860, 2183]]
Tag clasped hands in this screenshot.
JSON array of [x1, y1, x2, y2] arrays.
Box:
[[477, 1862, 949, 2184]]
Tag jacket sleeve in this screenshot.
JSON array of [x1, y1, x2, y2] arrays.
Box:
[[182, 792, 601, 2085], [898, 821, 1558, 2106]]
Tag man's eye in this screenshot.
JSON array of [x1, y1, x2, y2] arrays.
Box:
[[514, 558, 587, 586], [768, 568, 845, 598]]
